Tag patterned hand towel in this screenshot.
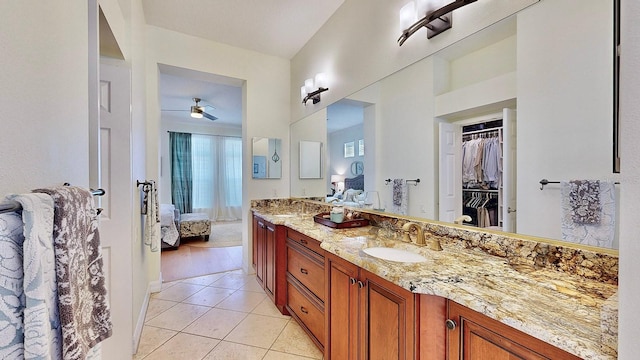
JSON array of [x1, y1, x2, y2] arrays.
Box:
[[11, 193, 63, 359], [33, 186, 112, 360], [144, 180, 161, 251], [561, 181, 616, 248], [568, 180, 601, 224], [0, 211, 26, 359], [392, 179, 408, 215]]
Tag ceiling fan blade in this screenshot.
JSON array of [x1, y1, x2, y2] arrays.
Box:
[[202, 112, 218, 121]]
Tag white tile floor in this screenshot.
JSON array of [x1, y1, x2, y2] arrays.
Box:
[[135, 270, 324, 360]]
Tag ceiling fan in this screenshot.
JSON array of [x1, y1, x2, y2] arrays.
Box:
[[162, 97, 218, 121]]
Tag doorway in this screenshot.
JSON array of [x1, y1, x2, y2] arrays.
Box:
[[157, 64, 245, 282]]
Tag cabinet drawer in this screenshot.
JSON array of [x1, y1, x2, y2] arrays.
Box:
[[288, 279, 325, 346], [287, 228, 323, 255], [287, 241, 325, 301]]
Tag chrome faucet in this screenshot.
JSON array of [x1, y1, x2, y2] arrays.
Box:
[[402, 222, 442, 251]]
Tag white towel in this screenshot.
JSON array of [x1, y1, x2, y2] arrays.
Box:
[[11, 193, 63, 359], [561, 181, 616, 248], [0, 211, 26, 359], [392, 179, 408, 215]]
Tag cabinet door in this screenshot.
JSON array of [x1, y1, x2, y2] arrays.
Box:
[[264, 223, 276, 298], [255, 219, 265, 287], [448, 301, 580, 360], [326, 254, 359, 360], [360, 269, 415, 360], [252, 215, 259, 270]]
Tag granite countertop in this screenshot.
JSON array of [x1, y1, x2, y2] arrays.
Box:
[[252, 209, 618, 360]]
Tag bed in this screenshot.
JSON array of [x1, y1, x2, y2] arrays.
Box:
[[160, 204, 181, 250], [326, 174, 365, 206]]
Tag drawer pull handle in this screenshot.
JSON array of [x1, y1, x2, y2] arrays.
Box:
[[357, 281, 365, 288], [300, 239, 308, 244], [300, 306, 309, 314], [300, 268, 309, 275], [350, 277, 357, 285]]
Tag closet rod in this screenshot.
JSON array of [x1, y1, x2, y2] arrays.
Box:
[[539, 179, 620, 190], [0, 188, 106, 214], [462, 128, 501, 137]]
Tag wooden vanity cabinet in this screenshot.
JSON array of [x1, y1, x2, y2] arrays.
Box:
[[447, 300, 581, 360], [326, 253, 417, 360], [285, 228, 326, 351], [252, 214, 287, 314]]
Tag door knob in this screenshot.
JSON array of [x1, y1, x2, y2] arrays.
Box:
[[446, 319, 457, 330], [507, 207, 517, 213]]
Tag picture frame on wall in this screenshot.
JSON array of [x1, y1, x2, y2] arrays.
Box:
[[344, 141, 355, 158], [358, 139, 364, 156]]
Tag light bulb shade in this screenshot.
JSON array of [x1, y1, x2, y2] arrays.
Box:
[[331, 175, 341, 184], [399, 2, 417, 31], [304, 78, 314, 93], [300, 86, 307, 101], [314, 73, 328, 89], [190, 106, 203, 118], [417, 0, 445, 16]]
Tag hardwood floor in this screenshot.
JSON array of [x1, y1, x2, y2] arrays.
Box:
[[161, 243, 242, 282]]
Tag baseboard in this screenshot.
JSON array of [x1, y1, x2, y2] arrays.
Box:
[[132, 273, 163, 353]]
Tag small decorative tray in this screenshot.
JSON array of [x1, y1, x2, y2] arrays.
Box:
[[313, 213, 370, 229]]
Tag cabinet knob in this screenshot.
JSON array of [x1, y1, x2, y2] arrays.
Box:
[[300, 306, 309, 314], [357, 281, 365, 288], [446, 319, 457, 330], [300, 238, 308, 245], [350, 277, 357, 285], [300, 268, 309, 275]]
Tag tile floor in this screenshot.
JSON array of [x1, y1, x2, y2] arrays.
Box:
[[135, 270, 324, 360]]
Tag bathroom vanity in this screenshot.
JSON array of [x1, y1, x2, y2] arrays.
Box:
[[251, 198, 618, 360]]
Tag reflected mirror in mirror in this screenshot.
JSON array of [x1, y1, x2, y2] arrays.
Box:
[[290, 0, 619, 251], [252, 137, 282, 179], [299, 140, 323, 179]]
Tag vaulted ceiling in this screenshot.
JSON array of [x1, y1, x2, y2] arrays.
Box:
[[142, 0, 346, 128]]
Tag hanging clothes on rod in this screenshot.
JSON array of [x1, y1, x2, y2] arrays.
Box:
[[462, 130, 502, 190]]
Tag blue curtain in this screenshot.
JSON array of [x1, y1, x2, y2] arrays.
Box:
[[170, 132, 193, 214]]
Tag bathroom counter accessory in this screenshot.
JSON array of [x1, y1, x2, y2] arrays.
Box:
[[313, 213, 369, 229]]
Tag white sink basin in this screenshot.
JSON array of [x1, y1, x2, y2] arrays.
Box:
[[362, 247, 427, 263], [272, 214, 297, 218]]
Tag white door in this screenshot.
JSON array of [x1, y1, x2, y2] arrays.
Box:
[[502, 108, 517, 232], [96, 63, 133, 359], [438, 121, 462, 223]]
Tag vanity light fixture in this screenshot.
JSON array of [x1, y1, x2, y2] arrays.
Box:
[[398, 0, 477, 46], [301, 73, 329, 105]]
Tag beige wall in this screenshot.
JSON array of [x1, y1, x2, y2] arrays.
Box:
[[145, 26, 291, 275], [0, 1, 89, 191], [290, 0, 538, 123]]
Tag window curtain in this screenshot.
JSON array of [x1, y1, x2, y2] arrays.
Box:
[[170, 132, 193, 214], [191, 134, 242, 221]]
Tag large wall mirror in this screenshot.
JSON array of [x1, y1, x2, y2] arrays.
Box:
[[252, 137, 282, 179], [290, 0, 620, 251]]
